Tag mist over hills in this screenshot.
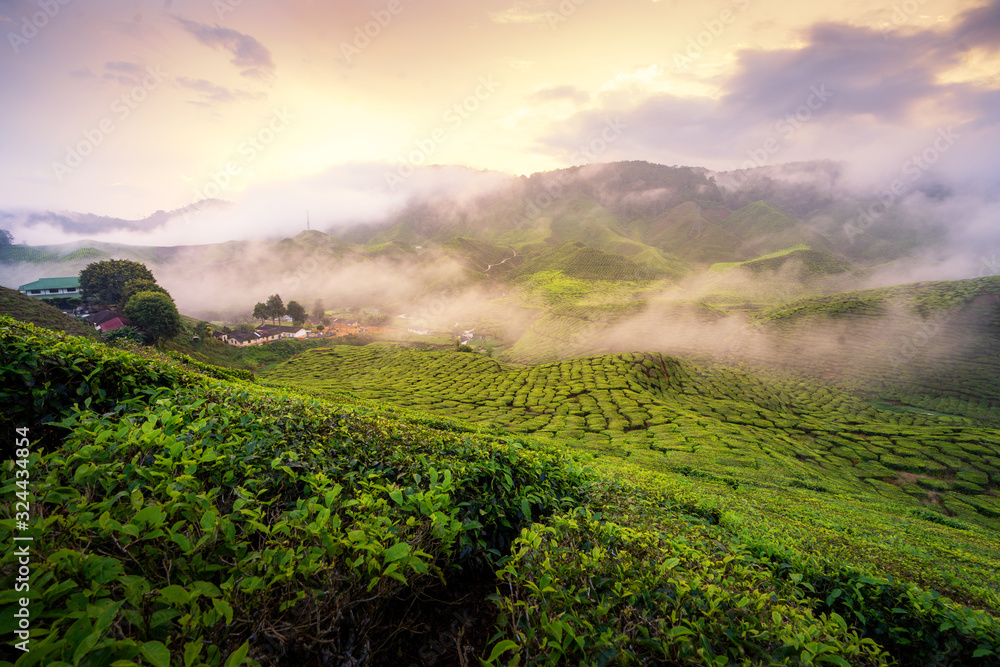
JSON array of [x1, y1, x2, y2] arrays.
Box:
[[4, 159, 1000, 665], [2, 159, 995, 382]]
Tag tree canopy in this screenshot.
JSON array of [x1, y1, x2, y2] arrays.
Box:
[[286, 300, 307, 326], [79, 260, 156, 306], [253, 302, 268, 325], [265, 294, 285, 325], [121, 278, 170, 309], [124, 291, 181, 345]]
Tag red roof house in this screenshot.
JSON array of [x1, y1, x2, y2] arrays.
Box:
[[98, 317, 130, 333]]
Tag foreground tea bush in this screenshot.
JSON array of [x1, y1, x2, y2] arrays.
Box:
[[484, 470, 1000, 667], [0, 318, 588, 665], [489, 508, 887, 666]]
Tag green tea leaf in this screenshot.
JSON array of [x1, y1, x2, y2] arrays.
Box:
[[382, 542, 411, 562], [224, 642, 250, 667], [140, 641, 171, 667]]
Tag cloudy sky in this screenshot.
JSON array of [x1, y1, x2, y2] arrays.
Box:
[[0, 0, 997, 243]]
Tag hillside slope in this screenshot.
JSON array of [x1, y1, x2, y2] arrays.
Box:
[[4, 317, 1000, 665], [753, 277, 1000, 420], [0, 285, 96, 337]]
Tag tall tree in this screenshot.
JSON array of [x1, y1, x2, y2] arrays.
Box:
[[312, 298, 325, 322], [79, 260, 156, 306], [253, 302, 268, 325], [124, 291, 181, 346], [265, 294, 285, 325], [286, 300, 307, 326], [0, 229, 12, 246]]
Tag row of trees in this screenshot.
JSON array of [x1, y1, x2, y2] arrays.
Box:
[[76, 260, 351, 346], [79, 259, 181, 345], [252, 295, 326, 327]]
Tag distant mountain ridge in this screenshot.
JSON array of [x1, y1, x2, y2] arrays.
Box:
[[0, 159, 975, 325]]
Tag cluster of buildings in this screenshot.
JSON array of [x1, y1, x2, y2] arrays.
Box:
[[214, 324, 314, 347], [18, 275, 333, 347]]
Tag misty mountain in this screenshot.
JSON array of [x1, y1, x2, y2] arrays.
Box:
[[326, 160, 947, 274], [0, 199, 232, 238], [2, 159, 990, 325]]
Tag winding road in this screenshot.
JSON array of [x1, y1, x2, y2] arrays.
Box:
[[485, 248, 517, 273]]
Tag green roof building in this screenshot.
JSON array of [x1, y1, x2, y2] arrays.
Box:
[[18, 277, 82, 301]]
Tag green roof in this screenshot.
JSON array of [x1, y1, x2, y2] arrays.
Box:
[[18, 277, 80, 291]]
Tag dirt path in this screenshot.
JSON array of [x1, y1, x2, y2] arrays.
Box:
[[485, 248, 517, 273]]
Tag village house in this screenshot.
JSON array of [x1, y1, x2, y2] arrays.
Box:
[[18, 277, 82, 303], [254, 327, 281, 344], [97, 317, 130, 334], [87, 310, 120, 326], [226, 330, 262, 347], [225, 325, 309, 347], [256, 324, 308, 340]]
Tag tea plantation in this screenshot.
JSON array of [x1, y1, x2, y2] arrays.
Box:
[[3, 314, 1000, 665]]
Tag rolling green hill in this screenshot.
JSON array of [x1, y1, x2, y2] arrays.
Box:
[[5, 159, 1000, 665], [441, 237, 520, 277], [261, 344, 1000, 663], [711, 247, 855, 281], [510, 242, 649, 281], [645, 201, 746, 264], [751, 277, 1000, 419], [5, 316, 1000, 666], [721, 201, 836, 257], [0, 285, 96, 337], [264, 344, 1000, 532]]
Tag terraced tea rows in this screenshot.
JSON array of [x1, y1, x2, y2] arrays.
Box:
[[264, 345, 1000, 531], [498, 276, 1000, 423], [6, 316, 1000, 665], [754, 279, 1000, 418]]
